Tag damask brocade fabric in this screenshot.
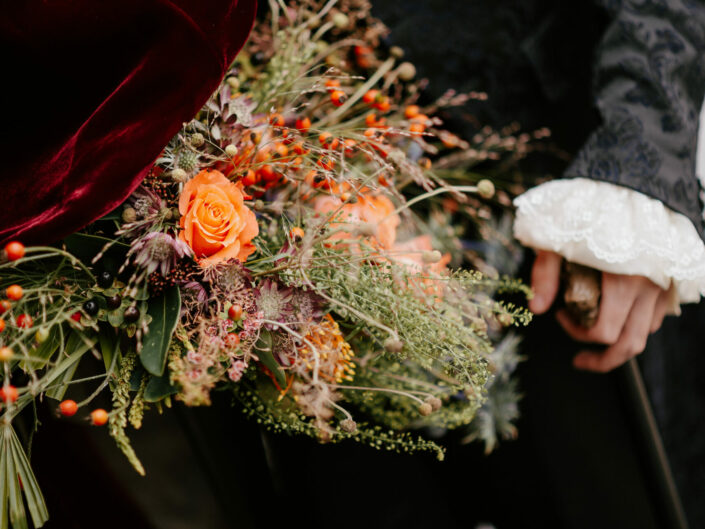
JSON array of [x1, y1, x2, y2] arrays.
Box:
[[564, 0, 705, 239], [0, 0, 257, 246]]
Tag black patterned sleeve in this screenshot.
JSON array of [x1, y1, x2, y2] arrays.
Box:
[[564, 0, 705, 238]]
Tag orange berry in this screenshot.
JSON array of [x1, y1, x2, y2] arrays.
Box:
[[378, 174, 391, 186], [4, 241, 25, 261], [409, 123, 425, 134], [59, 399, 78, 417], [290, 227, 305, 242], [295, 117, 311, 131], [292, 142, 308, 155], [365, 113, 379, 127], [228, 304, 243, 321], [330, 90, 347, 107], [242, 169, 257, 186], [269, 113, 285, 127], [6, 285, 22, 301], [404, 105, 421, 119], [362, 89, 380, 104], [0, 320, 4, 333], [273, 143, 289, 158], [440, 132, 460, 148], [0, 347, 12, 362], [317, 156, 335, 172], [16, 314, 33, 329], [90, 408, 109, 426], [324, 79, 341, 90], [258, 164, 278, 183], [254, 146, 271, 163], [290, 156, 304, 170], [343, 138, 357, 156], [373, 97, 390, 113], [418, 157, 432, 170], [319, 132, 332, 145], [410, 113, 429, 124], [363, 128, 377, 138], [0, 385, 18, 404], [0, 300, 10, 314]]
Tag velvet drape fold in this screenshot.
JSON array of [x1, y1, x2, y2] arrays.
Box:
[[0, 0, 257, 245]]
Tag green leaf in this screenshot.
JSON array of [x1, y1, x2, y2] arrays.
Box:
[[98, 326, 119, 375], [144, 372, 177, 402], [255, 330, 286, 387], [140, 286, 181, 376]]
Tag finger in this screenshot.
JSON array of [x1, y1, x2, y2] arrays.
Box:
[[529, 251, 562, 314], [650, 289, 669, 334], [573, 289, 658, 372], [556, 273, 638, 345]]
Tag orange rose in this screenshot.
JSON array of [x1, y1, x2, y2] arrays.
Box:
[[314, 192, 400, 250], [179, 169, 259, 267]]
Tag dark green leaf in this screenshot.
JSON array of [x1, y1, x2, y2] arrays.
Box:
[[63, 233, 129, 274], [144, 372, 177, 402], [140, 286, 181, 376]]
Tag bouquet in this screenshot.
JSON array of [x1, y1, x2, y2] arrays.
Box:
[[0, 1, 544, 527]]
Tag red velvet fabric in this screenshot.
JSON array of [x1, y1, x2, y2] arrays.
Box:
[[0, 0, 257, 245]]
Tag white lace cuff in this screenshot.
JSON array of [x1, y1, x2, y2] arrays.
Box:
[[513, 177, 705, 304]]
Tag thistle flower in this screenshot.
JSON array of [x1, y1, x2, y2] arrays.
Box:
[[128, 186, 165, 220], [290, 288, 324, 325], [255, 279, 293, 329], [131, 232, 192, 276]]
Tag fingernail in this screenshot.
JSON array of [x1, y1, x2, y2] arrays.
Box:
[[530, 294, 544, 313]]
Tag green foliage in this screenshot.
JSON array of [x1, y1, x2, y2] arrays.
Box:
[[108, 352, 145, 476], [0, 426, 48, 529], [140, 286, 181, 376], [234, 382, 446, 461]]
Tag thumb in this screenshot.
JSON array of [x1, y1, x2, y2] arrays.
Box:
[[530, 250, 562, 314]]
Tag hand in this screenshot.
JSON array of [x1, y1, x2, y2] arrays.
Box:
[[530, 250, 670, 373]]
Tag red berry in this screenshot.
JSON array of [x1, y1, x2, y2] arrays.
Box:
[[16, 314, 33, 329], [0, 320, 4, 333], [4, 241, 25, 261], [71, 311, 82, 322], [295, 117, 311, 131], [373, 96, 391, 113], [241, 169, 257, 187], [0, 300, 10, 314], [6, 285, 22, 301], [330, 90, 347, 107], [59, 399, 78, 417], [90, 409, 109, 426], [0, 385, 19, 403], [228, 304, 243, 321], [362, 89, 379, 104]]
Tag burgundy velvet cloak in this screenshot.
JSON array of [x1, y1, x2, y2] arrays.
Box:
[[0, 0, 257, 245]]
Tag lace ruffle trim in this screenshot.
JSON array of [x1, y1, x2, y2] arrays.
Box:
[[513, 178, 705, 304]]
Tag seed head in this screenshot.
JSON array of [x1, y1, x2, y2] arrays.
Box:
[[477, 179, 495, 199], [418, 402, 433, 416]]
